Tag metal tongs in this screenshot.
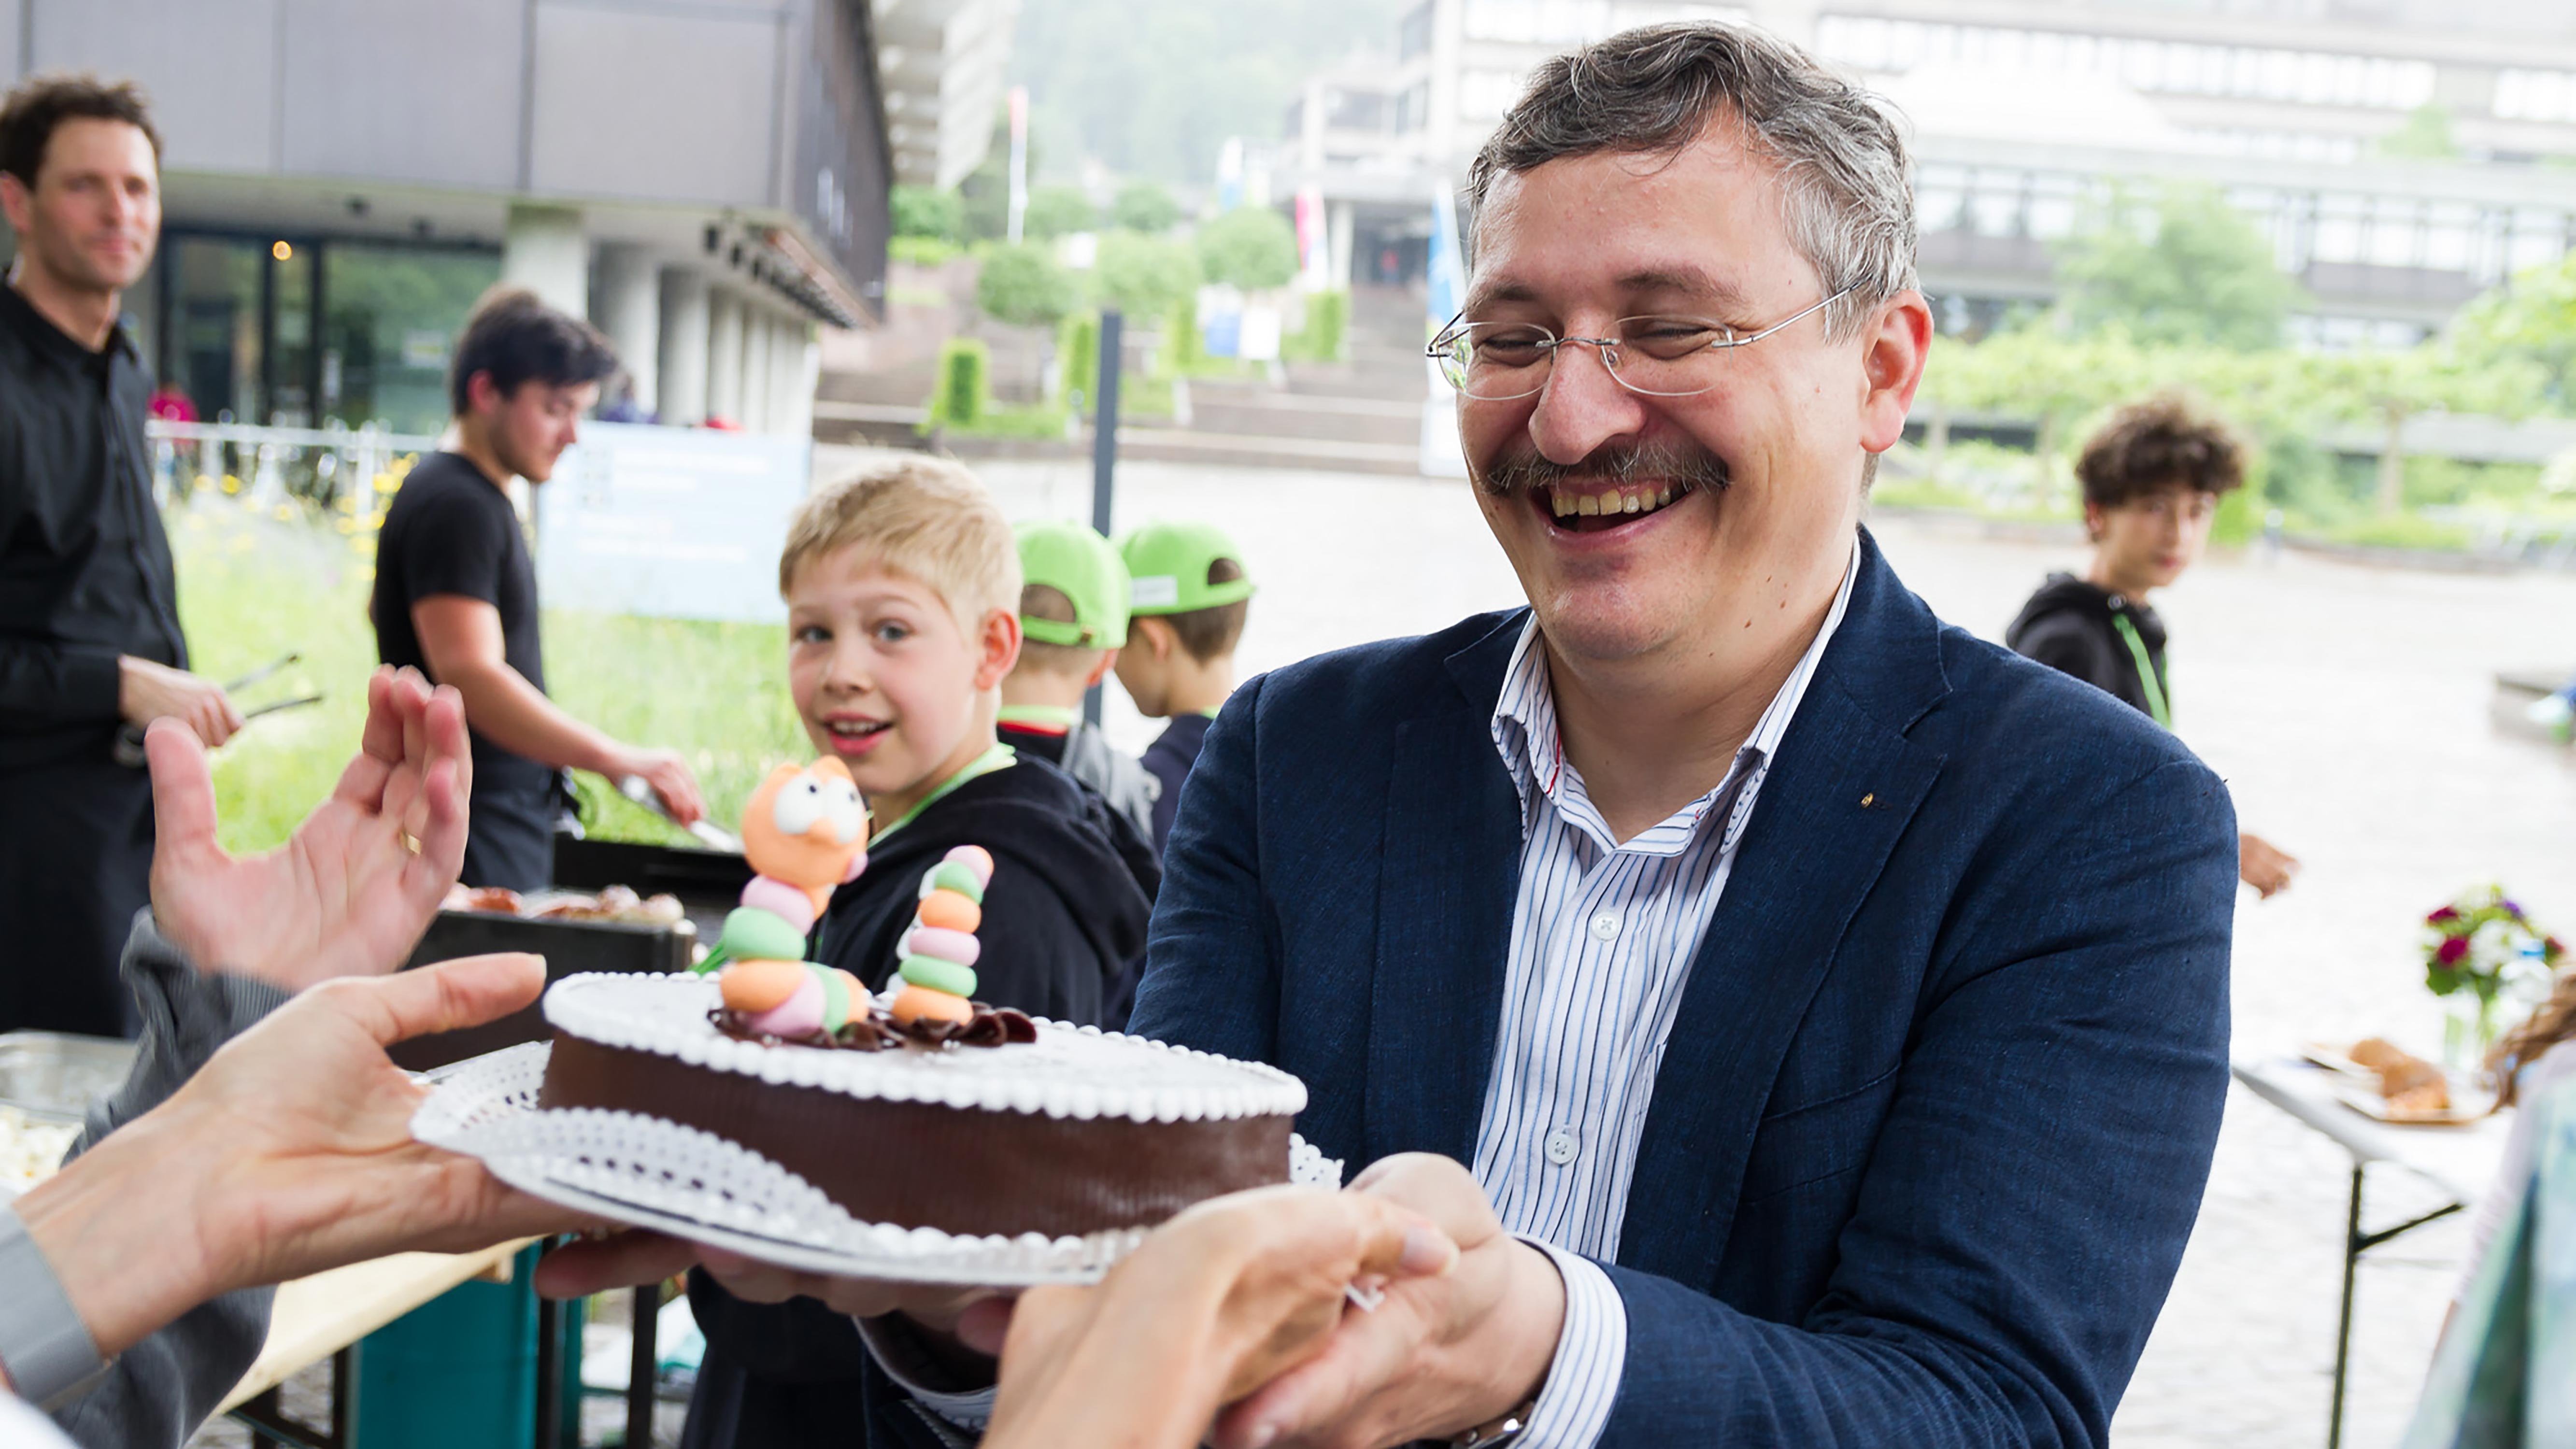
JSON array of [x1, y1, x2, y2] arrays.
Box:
[[618, 773, 743, 855], [112, 653, 323, 767]]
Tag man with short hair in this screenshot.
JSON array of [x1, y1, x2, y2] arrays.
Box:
[[1121, 23, 2237, 1448], [371, 288, 704, 890], [2008, 394, 2301, 898], [0, 74, 240, 1036]]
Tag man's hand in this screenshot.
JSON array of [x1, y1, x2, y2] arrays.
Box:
[[2239, 831, 2300, 899], [612, 746, 706, 827], [149, 666, 470, 993], [119, 655, 243, 747], [1209, 1155, 1563, 1449], [980, 1187, 1457, 1449], [13, 953, 585, 1359]]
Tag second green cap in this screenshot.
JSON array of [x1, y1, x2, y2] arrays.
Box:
[[1014, 519, 1130, 649]]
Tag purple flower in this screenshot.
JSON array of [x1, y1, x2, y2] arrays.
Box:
[[2502, 899, 2524, 917], [2436, 937, 2470, 966]]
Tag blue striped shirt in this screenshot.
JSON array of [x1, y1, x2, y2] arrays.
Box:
[[1491, 541, 1857, 1447]]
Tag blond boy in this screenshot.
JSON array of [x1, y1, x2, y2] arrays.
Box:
[[688, 456, 1162, 1448]]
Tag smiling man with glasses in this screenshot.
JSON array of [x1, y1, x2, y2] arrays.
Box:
[[834, 22, 2238, 1449]]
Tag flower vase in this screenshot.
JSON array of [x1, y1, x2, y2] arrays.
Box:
[[2441, 989, 2500, 1074]]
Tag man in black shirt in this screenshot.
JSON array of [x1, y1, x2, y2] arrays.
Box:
[[371, 290, 704, 890], [0, 77, 241, 1035]]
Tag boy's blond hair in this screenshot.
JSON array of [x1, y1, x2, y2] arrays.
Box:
[[779, 456, 1020, 627]]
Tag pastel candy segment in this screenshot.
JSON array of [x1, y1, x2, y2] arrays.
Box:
[[739, 876, 818, 936], [920, 860, 986, 904], [943, 845, 995, 887], [744, 971, 825, 1037], [720, 905, 808, 963], [887, 982, 975, 1026], [717, 958, 807, 1014], [915, 890, 982, 934], [900, 926, 981, 968], [898, 954, 977, 998], [818, 965, 851, 1033]]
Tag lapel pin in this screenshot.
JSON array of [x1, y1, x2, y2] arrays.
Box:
[[1859, 793, 1875, 809]]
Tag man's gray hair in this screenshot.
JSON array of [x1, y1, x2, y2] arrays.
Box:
[[1467, 22, 1916, 338]]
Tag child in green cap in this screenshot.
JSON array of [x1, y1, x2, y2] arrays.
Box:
[[1112, 519, 1254, 854], [1000, 518, 1162, 848]]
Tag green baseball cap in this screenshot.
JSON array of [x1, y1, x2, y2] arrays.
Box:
[[1117, 520, 1256, 616], [1014, 519, 1129, 649]]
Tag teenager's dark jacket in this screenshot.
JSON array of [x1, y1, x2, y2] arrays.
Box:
[[2004, 573, 2169, 722], [678, 754, 1157, 1449]]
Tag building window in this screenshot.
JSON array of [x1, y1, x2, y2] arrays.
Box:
[[1399, 1, 1434, 61], [1815, 15, 2435, 111], [2497, 69, 2576, 124]]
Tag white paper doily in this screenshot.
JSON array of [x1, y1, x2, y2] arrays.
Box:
[[412, 1041, 1342, 1285]]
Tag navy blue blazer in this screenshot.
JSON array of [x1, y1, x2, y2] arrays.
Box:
[[1128, 529, 2238, 1446]]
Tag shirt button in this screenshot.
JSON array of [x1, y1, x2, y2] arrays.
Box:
[[1544, 1128, 1580, 1166], [1588, 910, 1621, 941]]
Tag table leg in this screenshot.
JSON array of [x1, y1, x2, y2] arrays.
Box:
[[2329, 1164, 2363, 1449], [626, 1282, 659, 1448], [329, 1345, 355, 1446], [536, 1286, 563, 1449]]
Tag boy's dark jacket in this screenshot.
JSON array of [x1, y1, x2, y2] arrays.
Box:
[[679, 753, 1156, 1449], [2004, 572, 2169, 722]]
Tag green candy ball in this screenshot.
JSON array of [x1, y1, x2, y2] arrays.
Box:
[[720, 906, 808, 962], [897, 953, 978, 998], [816, 964, 852, 1033], [924, 859, 986, 904]]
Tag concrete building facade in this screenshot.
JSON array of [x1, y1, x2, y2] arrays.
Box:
[[0, 0, 995, 438], [1271, 0, 2576, 344]]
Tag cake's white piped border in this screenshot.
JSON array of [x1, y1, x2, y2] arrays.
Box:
[[541, 973, 1307, 1124], [411, 1042, 1343, 1286]]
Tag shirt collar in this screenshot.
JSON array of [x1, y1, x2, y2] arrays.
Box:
[[1489, 535, 1861, 856], [0, 279, 141, 371]]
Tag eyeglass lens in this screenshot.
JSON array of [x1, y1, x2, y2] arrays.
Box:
[[1437, 317, 1743, 399]]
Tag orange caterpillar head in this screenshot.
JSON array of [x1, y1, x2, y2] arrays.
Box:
[[741, 758, 868, 890]]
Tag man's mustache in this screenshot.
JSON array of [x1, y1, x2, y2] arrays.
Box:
[[1473, 442, 1733, 499]]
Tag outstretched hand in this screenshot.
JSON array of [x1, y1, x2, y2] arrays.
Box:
[[149, 665, 470, 992], [14, 953, 586, 1360]]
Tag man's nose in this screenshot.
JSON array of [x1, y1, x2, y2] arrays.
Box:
[[1526, 341, 1651, 466]]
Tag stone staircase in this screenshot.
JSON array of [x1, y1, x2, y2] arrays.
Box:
[[811, 279, 1446, 477]]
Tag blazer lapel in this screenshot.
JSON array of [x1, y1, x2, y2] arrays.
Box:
[[1618, 534, 1952, 1287], [1364, 615, 1527, 1167]]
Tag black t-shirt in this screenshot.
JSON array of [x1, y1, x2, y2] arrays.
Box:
[[370, 451, 552, 803]]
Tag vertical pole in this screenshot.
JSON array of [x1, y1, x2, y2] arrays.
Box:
[[258, 242, 278, 426], [534, 1286, 562, 1449], [1007, 87, 1030, 246], [627, 1283, 658, 1449], [1086, 310, 1123, 729], [2328, 1164, 2363, 1449]]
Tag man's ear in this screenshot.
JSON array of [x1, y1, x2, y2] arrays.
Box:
[[1857, 290, 1933, 455], [973, 609, 1022, 690], [0, 172, 31, 240], [2083, 501, 2107, 543], [464, 369, 501, 417]]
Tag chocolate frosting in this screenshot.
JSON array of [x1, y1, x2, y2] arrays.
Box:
[[538, 1031, 1293, 1239]]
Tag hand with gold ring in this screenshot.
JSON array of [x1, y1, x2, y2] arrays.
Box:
[[148, 665, 473, 993]]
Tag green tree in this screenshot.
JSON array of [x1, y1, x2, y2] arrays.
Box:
[[1092, 229, 1202, 320], [1195, 206, 1298, 292], [1023, 185, 1098, 240], [1111, 182, 1183, 234], [2376, 104, 2459, 161], [2053, 183, 2305, 351], [2454, 251, 2576, 409], [976, 243, 1079, 328], [891, 185, 964, 241]]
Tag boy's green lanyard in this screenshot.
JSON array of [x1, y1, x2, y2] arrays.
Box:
[[2111, 613, 2173, 732], [871, 744, 1016, 845], [996, 704, 1082, 729]]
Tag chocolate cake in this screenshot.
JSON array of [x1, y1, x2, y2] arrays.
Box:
[[533, 972, 1306, 1240]]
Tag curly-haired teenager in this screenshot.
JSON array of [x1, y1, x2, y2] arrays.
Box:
[[2007, 394, 2303, 898]]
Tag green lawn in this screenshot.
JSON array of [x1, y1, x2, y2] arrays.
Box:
[[176, 499, 811, 857]]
